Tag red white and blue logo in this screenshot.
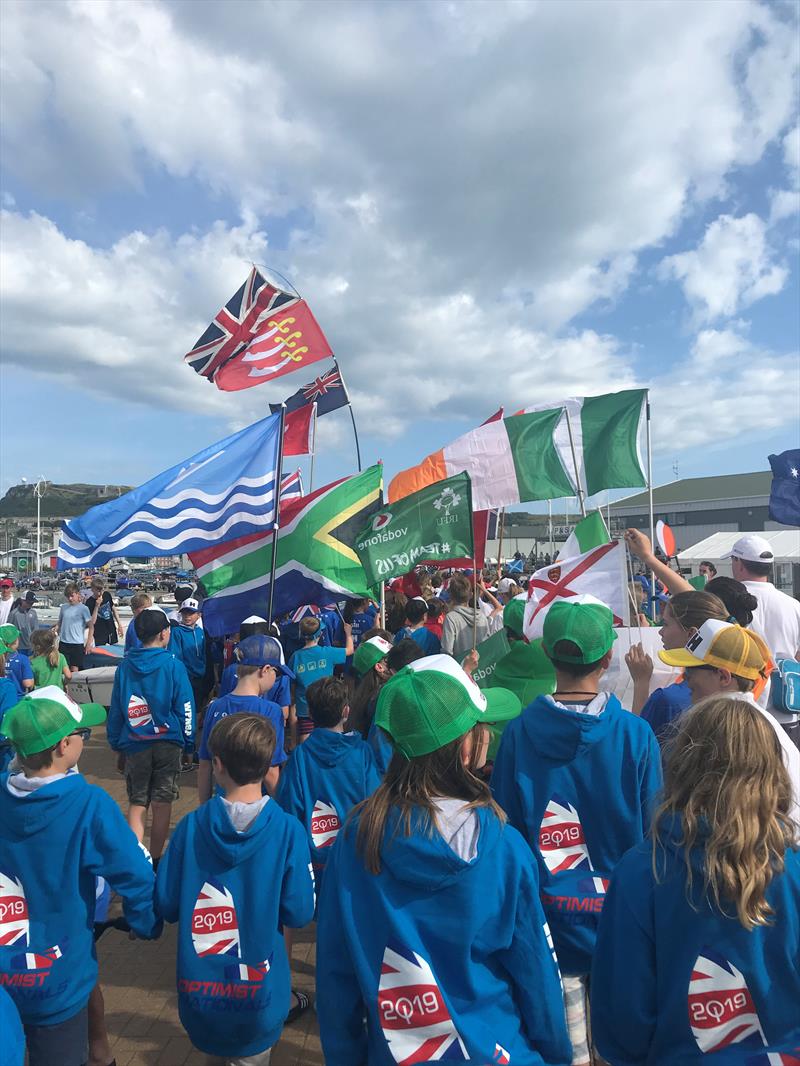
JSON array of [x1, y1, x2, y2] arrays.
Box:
[[576, 876, 609, 895], [127, 695, 168, 737], [311, 800, 341, 849], [0, 869, 29, 947], [224, 955, 271, 983], [10, 944, 62, 972], [745, 1053, 800, 1065], [191, 880, 240, 958], [378, 939, 468, 1064], [493, 1043, 511, 1064], [688, 948, 765, 1053], [539, 796, 593, 875]]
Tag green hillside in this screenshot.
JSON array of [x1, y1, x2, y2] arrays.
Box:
[[0, 483, 133, 519]]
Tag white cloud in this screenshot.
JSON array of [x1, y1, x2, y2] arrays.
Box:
[[658, 213, 788, 322], [770, 124, 800, 223]]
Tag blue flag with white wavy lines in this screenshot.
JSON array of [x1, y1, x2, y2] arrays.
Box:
[[57, 414, 282, 569]]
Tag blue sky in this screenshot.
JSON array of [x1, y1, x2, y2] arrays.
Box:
[[1, 0, 798, 516]]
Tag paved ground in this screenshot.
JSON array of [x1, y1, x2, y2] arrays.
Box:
[[81, 727, 323, 1066]]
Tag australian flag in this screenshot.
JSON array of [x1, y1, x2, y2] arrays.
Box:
[[271, 366, 349, 418], [768, 449, 800, 526]]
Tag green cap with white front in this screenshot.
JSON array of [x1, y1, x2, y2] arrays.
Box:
[[375, 653, 521, 758], [3, 686, 107, 758], [542, 598, 617, 664], [352, 635, 393, 677], [0, 623, 21, 646]]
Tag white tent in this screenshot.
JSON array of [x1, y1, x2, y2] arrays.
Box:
[[678, 530, 800, 565]]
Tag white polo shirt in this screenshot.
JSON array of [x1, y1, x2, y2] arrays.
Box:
[[745, 580, 800, 723]]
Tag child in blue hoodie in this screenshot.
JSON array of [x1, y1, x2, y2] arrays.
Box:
[[592, 695, 800, 1063], [218, 617, 292, 720], [169, 597, 212, 718], [0, 624, 34, 698], [0, 686, 161, 1066], [317, 653, 570, 1066], [107, 608, 195, 864], [156, 712, 315, 1065], [491, 599, 662, 1066]]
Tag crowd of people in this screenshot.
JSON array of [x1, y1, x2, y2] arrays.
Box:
[[0, 530, 798, 1066]]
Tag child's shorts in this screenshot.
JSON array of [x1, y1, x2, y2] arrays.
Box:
[[24, 1003, 88, 1066], [125, 741, 182, 806]]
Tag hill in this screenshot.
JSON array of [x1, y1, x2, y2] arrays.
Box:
[[0, 483, 133, 519]]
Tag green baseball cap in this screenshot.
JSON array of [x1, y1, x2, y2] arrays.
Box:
[[0, 623, 20, 646], [375, 653, 521, 758], [542, 599, 617, 664], [352, 635, 393, 677], [503, 597, 526, 639], [3, 686, 107, 757]]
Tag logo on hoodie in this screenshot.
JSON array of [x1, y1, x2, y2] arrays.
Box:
[[493, 1044, 511, 1064], [539, 796, 593, 875], [310, 800, 341, 849], [224, 955, 271, 983], [127, 694, 168, 737], [378, 939, 468, 1064], [688, 948, 765, 1053], [0, 870, 28, 947], [191, 880, 240, 957], [10, 944, 62, 972]]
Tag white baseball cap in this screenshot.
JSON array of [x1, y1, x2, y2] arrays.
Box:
[[723, 535, 774, 564], [179, 597, 201, 613]]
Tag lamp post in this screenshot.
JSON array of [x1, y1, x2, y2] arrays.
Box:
[[33, 477, 48, 574]]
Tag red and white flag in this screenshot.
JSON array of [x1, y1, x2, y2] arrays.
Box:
[[523, 541, 626, 641], [282, 403, 316, 457]]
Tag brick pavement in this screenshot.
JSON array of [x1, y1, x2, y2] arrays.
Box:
[[81, 727, 324, 1066]]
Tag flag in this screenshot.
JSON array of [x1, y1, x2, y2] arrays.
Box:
[[471, 629, 512, 690], [520, 389, 647, 497], [282, 404, 316, 457], [57, 414, 282, 569], [523, 541, 626, 641], [184, 266, 333, 391], [310, 799, 341, 849], [191, 880, 239, 958], [388, 409, 573, 510], [539, 796, 594, 874], [355, 473, 474, 588], [191, 465, 382, 637], [10, 945, 62, 972], [768, 449, 800, 526], [556, 510, 610, 561], [0, 869, 28, 947], [280, 469, 304, 500], [270, 365, 350, 417], [688, 948, 765, 1054]]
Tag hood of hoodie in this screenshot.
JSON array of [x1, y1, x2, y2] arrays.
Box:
[[655, 811, 713, 880], [522, 692, 620, 765], [125, 645, 178, 679], [0, 770, 91, 841], [303, 729, 364, 769], [194, 794, 283, 866], [378, 804, 502, 892]]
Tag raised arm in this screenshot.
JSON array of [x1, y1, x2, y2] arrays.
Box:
[[624, 529, 692, 597]]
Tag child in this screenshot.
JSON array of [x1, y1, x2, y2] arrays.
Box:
[[198, 634, 290, 802], [55, 583, 94, 671], [393, 596, 441, 654], [30, 628, 72, 689], [591, 696, 800, 1062], [491, 599, 662, 1066], [0, 637, 20, 771], [85, 578, 123, 647], [0, 686, 161, 1066], [289, 616, 353, 744], [0, 624, 34, 698], [107, 608, 195, 864], [441, 573, 488, 660], [8, 591, 39, 655], [424, 595, 446, 642], [155, 713, 315, 1066], [276, 676, 380, 891], [345, 597, 379, 648], [219, 618, 291, 724], [365, 638, 426, 774], [348, 634, 394, 738], [124, 591, 153, 653], [316, 654, 570, 1065], [169, 597, 213, 719]]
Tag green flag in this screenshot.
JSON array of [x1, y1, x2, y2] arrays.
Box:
[[580, 389, 647, 495], [472, 628, 512, 690], [556, 510, 610, 560], [355, 472, 474, 588]]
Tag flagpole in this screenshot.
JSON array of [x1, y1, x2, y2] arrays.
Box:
[[645, 391, 656, 621], [267, 404, 287, 626], [564, 408, 587, 517], [548, 499, 553, 559], [380, 581, 386, 629], [333, 359, 362, 472], [472, 555, 478, 650], [496, 508, 505, 579], [308, 402, 318, 493]]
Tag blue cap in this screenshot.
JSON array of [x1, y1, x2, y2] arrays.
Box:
[[236, 634, 295, 678]]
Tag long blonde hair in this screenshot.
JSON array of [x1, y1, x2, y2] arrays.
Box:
[[354, 727, 505, 875], [654, 696, 798, 929], [31, 627, 59, 668]]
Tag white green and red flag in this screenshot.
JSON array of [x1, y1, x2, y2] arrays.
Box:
[[556, 510, 610, 562]]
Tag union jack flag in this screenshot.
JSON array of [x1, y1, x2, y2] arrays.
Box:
[[378, 939, 468, 1064], [538, 796, 593, 875], [185, 267, 332, 393], [191, 880, 240, 958], [688, 948, 765, 1053], [10, 944, 62, 972], [745, 1053, 800, 1065], [310, 799, 341, 850], [127, 695, 169, 737], [0, 870, 28, 947], [272, 366, 350, 418], [280, 469, 304, 501]]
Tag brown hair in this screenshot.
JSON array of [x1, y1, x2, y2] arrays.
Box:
[[64, 583, 79, 598], [300, 616, 321, 639], [447, 573, 472, 606], [31, 628, 59, 668], [207, 712, 275, 785], [130, 591, 152, 612], [354, 729, 505, 875], [19, 747, 57, 772], [307, 676, 349, 728], [667, 590, 728, 632], [654, 696, 798, 930]]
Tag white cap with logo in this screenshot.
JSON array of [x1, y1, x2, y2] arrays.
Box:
[[723, 535, 774, 564]]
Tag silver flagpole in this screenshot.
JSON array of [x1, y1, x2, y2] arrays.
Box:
[[645, 391, 656, 620], [333, 358, 362, 472], [564, 407, 587, 517], [308, 402, 318, 493], [267, 404, 287, 626]]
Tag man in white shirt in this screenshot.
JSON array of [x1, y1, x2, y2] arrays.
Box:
[[725, 534, 800, 742], [0, 579, 15, 626]]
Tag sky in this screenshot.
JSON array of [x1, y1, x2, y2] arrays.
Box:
[[1, 0, 798, 515]]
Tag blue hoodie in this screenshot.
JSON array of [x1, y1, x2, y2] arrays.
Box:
[[275, 730, 380, 886], [317, 805, 571, 1066], [219, 663, 291, 707], [199, 693, 286, 767], [169, 622, 207, 679], [0, 770, 161, 1025], [366, 721, 394, 776], [591, 817, 800, 1064], [491, 693, 662, 976], [154, 795, 314, 1057], [107, 646, 195, 754]]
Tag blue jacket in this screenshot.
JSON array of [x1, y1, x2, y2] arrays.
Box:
[[155, 795, 314, 1057], [124, 621, 142, 654], [640, 679, 692, 746], [394, 626, 441, 655], [366, 721, 394, 776], [591, 816, 800, 1064], [199, 693, 286, 766], [169, 622, 207, 679], [0, 770, 160, 1025], [350, 607, 378, 647], [276, 730, 380, 882], [107, 646, 195, 754], [491, 693, 662, 976], [317, 805, 571, 1066]]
